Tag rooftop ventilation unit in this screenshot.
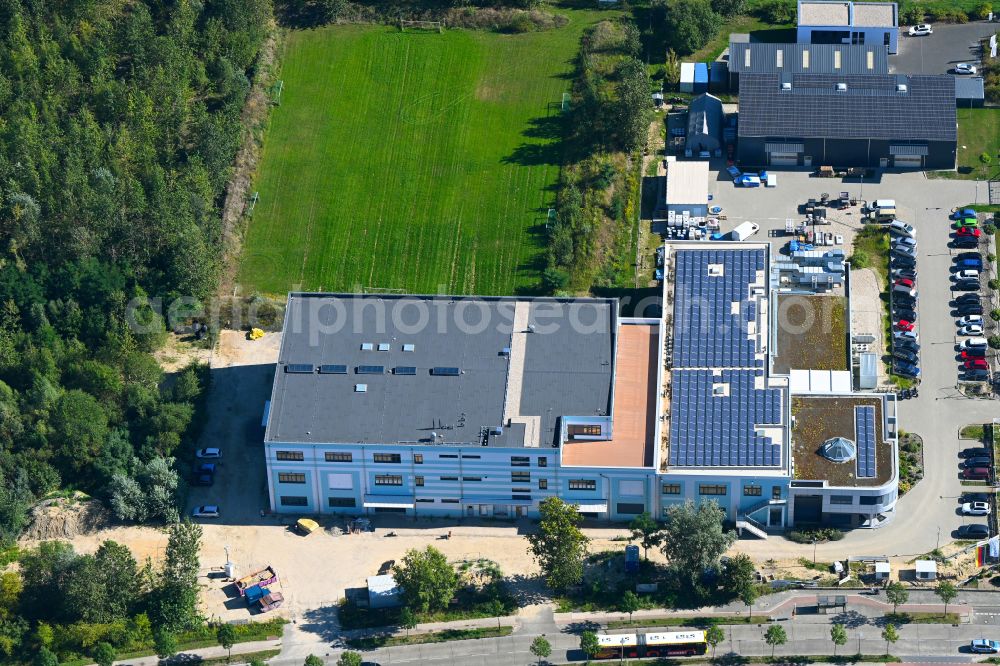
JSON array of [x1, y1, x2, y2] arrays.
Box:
[[402, 344, 415, 352], [319, 364, 347, 374], [431, 367, 461, 376], [286, 364, 314, 374], [781, 82, 792, 91], [355, 384, 367, 393], [360, 343, 374, 351], [896, 84, 907, 93], [393, 366, 417, 375], [835, 82, 847, 92], [377, 343, 390, 351]]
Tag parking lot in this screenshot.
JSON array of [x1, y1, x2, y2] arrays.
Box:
[[893, 22, 996, 75]]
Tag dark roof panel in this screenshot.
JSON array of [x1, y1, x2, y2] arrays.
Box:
[[728, 42, 888, 76], [737, 73, 956, 142]]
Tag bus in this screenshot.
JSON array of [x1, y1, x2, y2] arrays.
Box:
[[594, 630, 707, 660]]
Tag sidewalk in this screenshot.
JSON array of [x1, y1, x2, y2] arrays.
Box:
[[110, 639, 281, 666]]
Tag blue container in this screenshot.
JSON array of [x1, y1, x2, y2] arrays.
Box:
[[693, 63, 709, 93]]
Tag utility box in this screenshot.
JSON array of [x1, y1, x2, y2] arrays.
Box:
[[625, 545, 640, 574]]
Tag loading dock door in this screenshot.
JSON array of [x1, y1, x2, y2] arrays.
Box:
[[769, 152, 800, 166], [893, 155, 922, 168]]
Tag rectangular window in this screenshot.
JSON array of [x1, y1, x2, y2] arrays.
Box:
[[512, 494, 531, 501], [462, 454, 481, 459], [539, 479, 548, 490], [569, 479, 597, 491], [859, 495, 878, 505], [413, 454, 423, 464], [441, 476, 458, 481], [511, 456, 530, 467], [512, 487, 532, 493], [276, 451, 304, 461], [463, 476, 482, 482], [511, 471, 531, 483], [538, 457, 548, 467], [415, 476, 424, 487], [743, 485, 762, 497], [568, 424, 602, 436], [830, 495, 853, 505], [278, 473, 306, 484], [617, 502, 644, 515], [374, 475, 403, 486], [328, 497, 356, 507], [328, 473, 352, 490], [440, 454, 458, 459], [325, 452, 352, 463], [772, 486, 782, 500], [280, 496, 308, 506], [699, 484, 727, 496], [373, 453, 401, 464], [662, 484, 681, 495], [416, 498, 435, 503], [441, 499, 459, 504]]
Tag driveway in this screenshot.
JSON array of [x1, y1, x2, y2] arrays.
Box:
[[893, 22, 996, 75], [707, 167, 997, 559]]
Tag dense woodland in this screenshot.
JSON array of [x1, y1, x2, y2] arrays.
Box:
[[0, 0, 271, 661]]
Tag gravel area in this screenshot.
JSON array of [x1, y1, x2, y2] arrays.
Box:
[[850, 267, 889, 387]]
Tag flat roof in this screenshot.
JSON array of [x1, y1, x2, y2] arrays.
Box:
[[852, 2, 895, 26], [791, 395, 892, 486], [266, 294, 615, 448], [799, 1, 850, 25], [666, 161, 709, 206], [562, 323, 658, 468]]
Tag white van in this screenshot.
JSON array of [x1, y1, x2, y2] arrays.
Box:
[[731, 222, 760, 241], [961, 337, 989, 350], [872, 199, 896, 210], [889, 220, 916, 238]]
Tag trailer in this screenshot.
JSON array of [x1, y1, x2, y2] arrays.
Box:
[[731, 222, 760, 241], [236, 566, 278, 596], [259, 590, 284, 613]]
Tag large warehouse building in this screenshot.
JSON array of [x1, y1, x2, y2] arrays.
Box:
[[262, 244, 899, 533], [736, 73, 957, 169], [726, 41, 889, 92]]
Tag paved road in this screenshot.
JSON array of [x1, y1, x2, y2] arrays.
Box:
[[708, 167, 997, 560], [893, 22, 997, 75]]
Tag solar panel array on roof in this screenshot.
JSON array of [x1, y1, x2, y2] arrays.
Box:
[[668, 370, 782, 466], [393, 366, 417, 375], [855, 405, 876, 478], [356, 365, 384, 374], [431, 367, 461, 376], [286, 364, 314, 374], [672, 249, 764, 368], [319, 364, 347, 374]]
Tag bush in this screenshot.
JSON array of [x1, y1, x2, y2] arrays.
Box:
[[971, 2, 993, 19], [788, 528, 844, 544], [990, 335, 1000, 350], [505, 13, 535, 32], [665, 0, 722, 55], [984, 223, 996, 236], [753, 0, 796, 23], [898, 3, 924, 23], [849, 249, 870, 269], [991, 310, 1000, 322], [989, 278, 1000, 291]]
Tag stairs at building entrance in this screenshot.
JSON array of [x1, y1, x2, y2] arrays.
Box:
[[736, 499, 788, 539]]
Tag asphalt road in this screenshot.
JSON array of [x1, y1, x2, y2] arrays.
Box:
[[893, 22, 997, 76]]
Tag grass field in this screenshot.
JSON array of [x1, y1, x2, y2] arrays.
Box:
[[241, 14, 609, 296]]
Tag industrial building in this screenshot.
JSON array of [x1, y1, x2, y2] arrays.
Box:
[[685, 94, 724, 156], [262, 244, 899, 534], [736, 73, 957, 169], [665, 161, 710, 220], [796, 0, 899, 54], [726, 41, 889, 91]]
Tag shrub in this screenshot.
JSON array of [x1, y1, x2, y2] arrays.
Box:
[[849, 249, 870, 268], [989, 278, 1000, 291], [754, 0, 796, 22], [788, 528, 844, 543], [972, 2, 993, 19], [505, 13, 535, 32], [984, 223, 996, 236], [898, 3, 924, 23], [990, 335, 1000, 350]]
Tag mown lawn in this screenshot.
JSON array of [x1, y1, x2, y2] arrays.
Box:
[[932, 107, 1000, 180], [241, 13, 609, 296]]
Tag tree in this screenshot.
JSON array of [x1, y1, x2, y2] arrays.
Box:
[[399, 607, 417, 637], [712, 0, 748, 17], [660, 500, 735, 587], [485, 598, 505, 629], [619, 590, 640, 624], [615, 58, 654, 151], [885, 581, 909, 614], [830, 623, 848, 656], [629, 512, 664, 560], [580, 630, 601, 660], [307, 656, 327, 666], [665, 0, 722, 55], [934, 580, 957, 618], [393, 546, 458, 613], [217, 623, 237, 660], [706, 625, 725, 657], [93, 642, 116, 666], [764, 624, 787, 657], [720, 553, 758, 618], [527, 497, 590, 591], [154, 628, 178, 659], [336, 653, 361, 666], [530, 636, 552, 665], [34, 647, 58, 666], [881, 623, 899, 656]]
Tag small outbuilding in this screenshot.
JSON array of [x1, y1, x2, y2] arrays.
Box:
[[686, 93, 724, 156], [874, 561, 891, 581], [665, 160, 710, 219], [955, 77, 985, 108], [857, 352, 878, 390], [680, 63, 695, 93], [915, 560, 937, 581], [366, 574, 403, 609]]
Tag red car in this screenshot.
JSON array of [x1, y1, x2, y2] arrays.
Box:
[[894, 278, 915, 289], [963, 467, 991, 480], [963, 349, 987, 359], [956, 227, 982, 238], [895, 320, 915, 332], [964, 359, 989, 370]]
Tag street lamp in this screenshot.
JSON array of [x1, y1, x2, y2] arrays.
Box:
[[813, 539, 818, 565], [858, 631, 863, 655]]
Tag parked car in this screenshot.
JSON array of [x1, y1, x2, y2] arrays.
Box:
[[895, 319, 915, 332], [956, 269, 980, 280], [894, 277, 916, 289], [954, 280, 982, 292], [951, 207, 976, 220], [963, 457, 993, 469], [958, 252, 984, 261], [957, 315, 984, 327], [959, 324, 985, 336], [893, 361, 920, 378], [970, 639, 1000, 654], [964, 358, 989, 370], [895, 294, 918, 308], [962, 337, 989, 350], [956, 226, 982, 238], [965, 369, 992, 381], [895, 308, 918, 322], [891, 245, 917, 259], [956, 293, 982, 304], [908, 23, 933, 35], [735, 174, 761, 187], [895, 338, 920, 352], [955, 63, 978, 75], [893, 348, 919, 364], [962, 468, 991, 481], [195, 462, 217, 475], [196, 447, 222, 459], [963, 502, 991, 516], [957, 303, 985, 316], [892, 268, 917, 281], [894, 330, 919, 343], [891, 256, 917, 269], [959, 523, 990, 538], [963, 348, 988, 359], [191, 505, 220, 518], [893, 236, 917, 249], [960, 448, 991, 459], [955, 218, 980, 229], [889, 220, 917, 237], [954, 238, 981, 249], [191, 473, 214, 487]]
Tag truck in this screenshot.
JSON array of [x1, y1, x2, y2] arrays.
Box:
[[731, 222, 760, 241], [236, 566, 278, 596], [245, 585, 284, 612]]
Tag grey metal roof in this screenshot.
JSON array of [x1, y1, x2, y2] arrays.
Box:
[[687, 93, 723, 141], [737, 73, 957, 142], [955, 76, 985, 100], [728, 42, 888, 76], [265, 294, 615, 448]]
